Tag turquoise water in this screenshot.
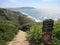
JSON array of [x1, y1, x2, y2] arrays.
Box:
[[17, 8, 60, 22]]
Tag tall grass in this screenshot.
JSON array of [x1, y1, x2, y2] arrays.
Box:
[[26, 21, 60, 45], [26, 23, 42, 45], [0, 23, 18, 45]]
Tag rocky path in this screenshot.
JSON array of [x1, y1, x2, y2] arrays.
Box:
[[8, 30, 29, 45]]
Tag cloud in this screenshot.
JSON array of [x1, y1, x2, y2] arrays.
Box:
[[8, 0, 18, 3], [42, 0, 50, 2], [41, 0, 56, 2], [8, 0, 25, 3]]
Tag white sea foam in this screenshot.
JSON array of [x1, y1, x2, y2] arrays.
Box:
[[27, 15, 41, 22], [21, 11, 59, 22], [21, 12, 28, 15], [21, 12, 41, 22]]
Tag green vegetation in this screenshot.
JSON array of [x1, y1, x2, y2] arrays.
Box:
[[26, 23, 42, 45], [26, 21, 60, 45], [0, 8, 60, 45], [0, 8, 35, 45], [52, 21, 60, 45], [0, 23, 18, 45]]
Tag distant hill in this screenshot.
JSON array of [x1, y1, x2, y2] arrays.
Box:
[[7, 7, 35, 11], [19, 7, 35, 9]]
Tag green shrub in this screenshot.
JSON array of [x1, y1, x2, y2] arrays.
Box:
[[26, 23, 42, 45], [26, 22, 60, 45], [51, 21, 60, 45], [0, 23, 18, 45]]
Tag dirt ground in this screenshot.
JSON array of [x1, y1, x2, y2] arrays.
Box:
[[8, 30, 29, 45]]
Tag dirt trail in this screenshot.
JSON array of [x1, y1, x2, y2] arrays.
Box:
[[8, 30, 29, 45]]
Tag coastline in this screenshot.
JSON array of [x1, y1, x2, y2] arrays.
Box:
[[21, 12, 59, 22], [21, 12, 41, 22]]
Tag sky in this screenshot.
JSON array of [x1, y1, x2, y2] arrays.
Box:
[[0, 0, 60, 8]]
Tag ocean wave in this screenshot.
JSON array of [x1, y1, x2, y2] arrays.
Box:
[[21, 12, 59, 22], [28, 15, 41, 22], [21, 12, 41, 22]]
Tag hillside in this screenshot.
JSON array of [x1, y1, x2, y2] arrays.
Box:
[[0, 8, 35, 45], [0, 8, 35, 29], [0, 8, 34, 23], [0, 8, 60, 45]]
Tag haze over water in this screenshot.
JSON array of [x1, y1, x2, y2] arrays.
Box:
[[19, 8, 60, 22]]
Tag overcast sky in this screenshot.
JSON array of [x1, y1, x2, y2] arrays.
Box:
[[0, 0, 60, 8]]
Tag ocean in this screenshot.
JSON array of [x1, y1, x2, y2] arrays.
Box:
[[17, 8, 60, 22]]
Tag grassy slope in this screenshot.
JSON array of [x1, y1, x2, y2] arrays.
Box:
[[0, 8, 34, 24], [0, 8, 35, 45]]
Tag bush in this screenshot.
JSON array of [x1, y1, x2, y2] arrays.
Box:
[[0, 23, 18, 45], [26, 22, 60, 45], [51, 21, 60, 45], [26, 23, 42, 45]]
